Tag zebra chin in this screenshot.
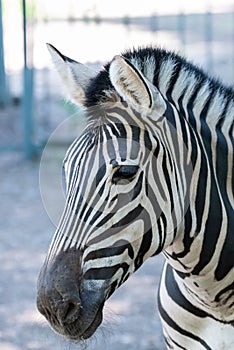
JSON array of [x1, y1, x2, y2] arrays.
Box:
[[37, 249, 107, 341], [50, 302, 104, 341]]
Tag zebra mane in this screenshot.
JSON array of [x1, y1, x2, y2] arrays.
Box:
[[84, 47, 234, 113]]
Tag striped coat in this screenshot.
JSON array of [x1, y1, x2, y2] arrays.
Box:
[[37, 44, 234, 349]]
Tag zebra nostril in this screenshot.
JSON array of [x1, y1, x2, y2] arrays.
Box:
[[58, 298, 81, 324]]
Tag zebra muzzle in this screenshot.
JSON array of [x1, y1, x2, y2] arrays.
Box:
[[37, 248, 105, 340]]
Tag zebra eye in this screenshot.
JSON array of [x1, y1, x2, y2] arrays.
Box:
[[112, 165, 139, 184]]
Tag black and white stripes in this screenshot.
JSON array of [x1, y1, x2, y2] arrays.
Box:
[[38, 45, 234, 348]]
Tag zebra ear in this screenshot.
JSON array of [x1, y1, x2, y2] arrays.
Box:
[[109, 55, 166, 120], [47, 43, 97, 105]]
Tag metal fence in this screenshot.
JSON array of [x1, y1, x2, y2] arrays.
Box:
[[0, 1, 234, 158]]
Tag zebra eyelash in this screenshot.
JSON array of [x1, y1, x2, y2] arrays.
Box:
[[112, 165, 139, 184]]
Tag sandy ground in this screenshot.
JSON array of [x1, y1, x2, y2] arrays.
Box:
[[0, 146, 166, 350]]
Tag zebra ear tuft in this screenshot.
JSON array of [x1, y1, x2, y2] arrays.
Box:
[[109, 55, 166, 120], [47, 43, 97, 105], [109, 55, 152, 109]]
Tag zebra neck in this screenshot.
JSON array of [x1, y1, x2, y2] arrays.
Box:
[[156, 58, 234, 280], [156, 58, 234, 210], [156, 58, 234, 140]]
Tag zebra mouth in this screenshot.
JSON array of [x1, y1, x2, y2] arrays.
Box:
[[51, 301, 104, 341], [76, 304, 104, 340]]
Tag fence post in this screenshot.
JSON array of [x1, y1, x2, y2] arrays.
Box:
[[178, 12, 186, 50], [22, 0, 35, 158], [150, 13, 158, 32], [0, 0, 9, 107], [233, 7, 234, 83], [205, 10, 213, 73]]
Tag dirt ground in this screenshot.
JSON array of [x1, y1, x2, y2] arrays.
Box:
[[0, 146, 166, 350]]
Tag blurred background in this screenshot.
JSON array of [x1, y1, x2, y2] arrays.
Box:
[[0, 1, 233, 350]]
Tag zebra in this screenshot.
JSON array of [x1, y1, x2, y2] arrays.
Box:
[[37, 44, 234, 349]]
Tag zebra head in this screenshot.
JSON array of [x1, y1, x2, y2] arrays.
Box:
[[37, 45, 190, 340]]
